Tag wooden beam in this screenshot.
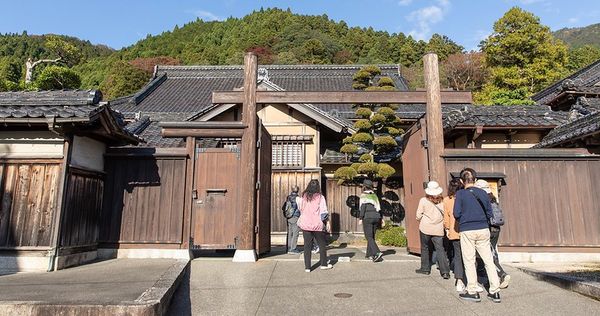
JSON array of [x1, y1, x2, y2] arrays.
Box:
[[238, 53, 258, 253], [161, 128, 245, 138], [213, 90, 472, 104], [424, 53, 447, 187]]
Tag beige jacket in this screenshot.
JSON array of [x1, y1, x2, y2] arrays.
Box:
[[443, 196, 460, 240], [416, 197, 444, 236]]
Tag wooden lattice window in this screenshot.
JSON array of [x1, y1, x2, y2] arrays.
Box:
[[272, 141, 304, 168]]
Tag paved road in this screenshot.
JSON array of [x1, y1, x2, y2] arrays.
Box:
[[167, 254, 600, 315]]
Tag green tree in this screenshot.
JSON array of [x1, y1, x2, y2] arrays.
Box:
[[25, 35, 83, 83], [99, 61, 150, 99], [35, 65, 81, 90], [334, 66, 404, 184], [479, 7, 568, 104], [567, 45, 600, 73], [425, 34, 464, 61]]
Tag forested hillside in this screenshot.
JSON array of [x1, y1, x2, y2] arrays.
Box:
[[1, 7, 600, 104], [554, 23, 600, 48]]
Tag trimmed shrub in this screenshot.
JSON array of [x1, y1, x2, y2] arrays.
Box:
[[374, 136, 397, 148], [350, 163, 362, 171], [343, 136, 353, 144], [359, 153, 372, 162], [357, 162, 378, 174], [353, 119, 372, 131], [355, 107, 372, 118], [377, 107, 395, 117], [370, 113, 386, 125], [340, 144, 359, 154], [334, 166, 357, 182], [377, 76, 395, 87], [376, 221, 407, 247], [377, 163, 395, 178], [353, 132, 373, 143]]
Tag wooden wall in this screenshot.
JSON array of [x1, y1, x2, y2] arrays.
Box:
[[401, 119, 429, 253], [445, 154, 600, 250], [324, 179, 405, 234], [101, 154, 187, 247], [271, 170, 320, 232], [60, 167, 104, 249], [0, 160, 61, 248]]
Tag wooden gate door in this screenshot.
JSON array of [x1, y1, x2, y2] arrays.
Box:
[[192, 147, 241, 249], [402, 118, 429, 254], [255, 122, 272, 255]]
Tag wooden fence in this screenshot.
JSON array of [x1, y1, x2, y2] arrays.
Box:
[[444, 150, 600, 251], [101, 150, 187, 248], [60, 167, 104, 251], [271, 170, 320, 232], [0, 160, 61, 248]]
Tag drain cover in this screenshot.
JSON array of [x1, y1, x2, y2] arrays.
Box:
[[334, 293, 353, 298]]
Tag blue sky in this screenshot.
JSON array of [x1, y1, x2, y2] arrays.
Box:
[[1, 0, 598, 51]]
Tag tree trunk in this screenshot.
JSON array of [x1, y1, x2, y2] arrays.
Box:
[[25, 58, 61, 84]]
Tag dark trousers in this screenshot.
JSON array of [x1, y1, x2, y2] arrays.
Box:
[[363, 218, 381, 257], [303, 231, 328, 269], [451, 239, 465, 281], [489, 226, 507, 277], [420, 231, 450, 274]]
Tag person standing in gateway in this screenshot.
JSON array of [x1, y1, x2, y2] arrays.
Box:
[[358, 179, 384, 262], [283, 185, 301, 254], [454, 168, 501, 303]]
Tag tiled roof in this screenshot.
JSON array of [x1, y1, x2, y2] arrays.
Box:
[[532, 59, 600, 105], [442, 104, 568, 131], [0, 90, 102, 106], [320, 103, 567, 129], [0, 104, 102, 120], [122, 112, 189, 148], [534, 110, 600, 148]]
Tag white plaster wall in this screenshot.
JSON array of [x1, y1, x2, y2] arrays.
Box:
[[71, 135, 106, 171], [0, 131, 63, 158]]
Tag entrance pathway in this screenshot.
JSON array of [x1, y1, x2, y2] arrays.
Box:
[[168, 249, 600, 315]]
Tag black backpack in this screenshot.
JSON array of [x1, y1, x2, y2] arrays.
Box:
[[282, 195, 297, 219]]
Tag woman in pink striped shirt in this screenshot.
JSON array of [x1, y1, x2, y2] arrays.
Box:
[[297, 179, 332, 272]]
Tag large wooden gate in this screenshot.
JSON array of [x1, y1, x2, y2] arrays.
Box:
[[402, 118, 429, 253], [191, 147, 242, 249], [255, 124, 272, 254]]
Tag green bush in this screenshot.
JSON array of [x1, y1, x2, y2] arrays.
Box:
[[353, 119, 372, 131], [374, 136, 397, 149], [370, 113, 386, 125], [340, 144, 359, 154], [357, 162, 378, 174], [358, 153, 372, 162], [377, 163, 395, 178], [334, 166, 357, 182], [355, 107, 372, 118], [377, 76, 395, 87], [377, 106, 395, 117], [376, 221, 407, 247], [353, 132, 373, 143], [342, 136, 353, 144]]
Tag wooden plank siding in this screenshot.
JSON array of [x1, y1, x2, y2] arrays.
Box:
[[100, 156, 187, 247], [60, 167, 104, 249], [445, 157, 600, 250], [0, 160, 61, 248], [401, 119, 429, 253], [271, 170, 320, 232]]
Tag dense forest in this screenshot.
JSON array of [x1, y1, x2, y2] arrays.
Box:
[[1, 7, 599, 104]]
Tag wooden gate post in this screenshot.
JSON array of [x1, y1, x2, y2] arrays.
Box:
[[233, 53, 259, 262], [423, 53, 447, 187]]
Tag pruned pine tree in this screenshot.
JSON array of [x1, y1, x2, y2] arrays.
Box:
[[334, 65, 404, 184]]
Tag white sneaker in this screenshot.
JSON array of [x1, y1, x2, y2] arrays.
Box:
[[305, 269, 310, 273], [474, 284, 485, 293], [455, 279, 466, 292], [500, 274, 511, 289], [320, 264, 333, 270]]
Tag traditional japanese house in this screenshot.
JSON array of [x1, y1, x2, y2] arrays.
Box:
[[0, 90, 138, 272]]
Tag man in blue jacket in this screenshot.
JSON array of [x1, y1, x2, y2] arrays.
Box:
[[453, 168, 501, 303]]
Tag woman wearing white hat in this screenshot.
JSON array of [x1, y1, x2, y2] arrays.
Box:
[[415, 181, 451, 279]]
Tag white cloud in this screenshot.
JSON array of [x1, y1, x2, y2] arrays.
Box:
[[406, 0, 451, 40], [191, 10, 222, 21], [398, 0, 413, 5], [568, 17, 580, 24]]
